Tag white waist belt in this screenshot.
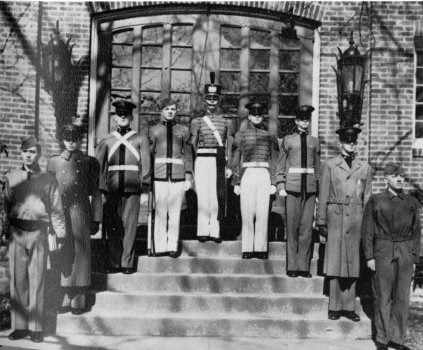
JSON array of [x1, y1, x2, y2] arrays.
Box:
[[197, 148, 217, 154], [108, 165, 139, 171], [155, 158, 184, 165], [288, 167, 314, 174], [243, 162, 269, 168]]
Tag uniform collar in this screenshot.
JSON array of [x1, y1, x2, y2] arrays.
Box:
[[248, 121, 267, 131], [163, 120, 176, 126], [22, 164, 41, 174], [61, 149, 83, 161], [296, 129, 309, 135], [386, 188, 405, 199], [117, 127, 132, 135]]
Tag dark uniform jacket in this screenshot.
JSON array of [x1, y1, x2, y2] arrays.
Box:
[[3, 165, 66, 241], [232, 122, 279, 186], [362, 189, 421, 264], [96, 128, 151, 193], [47, 150, 102, 286], [190, 113, 234, 162], [149, 120, 193, 182], [276, 131, 321, 194]]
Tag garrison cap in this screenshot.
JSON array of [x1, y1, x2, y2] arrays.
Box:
[[245, 101, 267, 116], [295, 105, 315, 120], [384, 162, 405, 176], [112, 100, 136, 116], [61, 124, 83, 141], [21, 136, 40, 150], [336, 127, 362, 143], [160, 97, 177, 110]]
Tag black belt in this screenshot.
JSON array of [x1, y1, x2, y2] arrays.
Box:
[[10, 218, 49, 232]]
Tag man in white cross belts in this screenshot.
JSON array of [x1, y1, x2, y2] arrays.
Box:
[[96, 100, 151, 274], [190, 72, 234, 243], [148, 98, 193, 257]]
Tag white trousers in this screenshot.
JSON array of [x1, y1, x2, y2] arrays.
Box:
[[154, 181, 185, 253], [195, 157, 220, 238], [240, 168, 270, 252]]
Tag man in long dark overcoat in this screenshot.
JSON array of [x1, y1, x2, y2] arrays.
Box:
[[47, 124, 102, 314], [317, 127, 372, 322]]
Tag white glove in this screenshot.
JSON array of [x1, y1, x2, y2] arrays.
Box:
[[234, 185, 241, 195], [226, 169, 233, 178], [279, 189, 288, 196], [184, 180, 192, 191], [270, 185, 277, 195]]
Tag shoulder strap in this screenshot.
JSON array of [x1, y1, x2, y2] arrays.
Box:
[[203, 116, 223, 147]]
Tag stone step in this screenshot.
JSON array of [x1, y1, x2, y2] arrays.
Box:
[[178, 240, 321, 258], [137, 256, 318, 274], [56, 311, 371, 339], [92, 273, 324, 294], [89, 290, 363, 316]]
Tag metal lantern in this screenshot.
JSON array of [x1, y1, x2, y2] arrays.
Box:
[[42, 21, 73, 93], [332, 31, 368, 129]]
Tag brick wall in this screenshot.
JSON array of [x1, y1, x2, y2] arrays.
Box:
[[1, 1, 423, 193]]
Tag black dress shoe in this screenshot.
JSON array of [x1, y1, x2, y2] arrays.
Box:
[[256, 252, 268, 259], [107, 267, 121, 274], [388, 341, 411, 350], [328, 310, 341, 320], [375, 341, 388, 350], [122, 268, 134, 274], [343, 310, 361, 322], [299, 271, 312, 278], [169, 251, 178, 258], [198, 236, 207, 243], [30, 331, 44, 343], [57, 306, 71, 314], [8, 329, 30, 340], [212, 237, 222, 243], [287, 271, 298, 278], [242, 252, 253, 259], [71, 308, 87, 315]]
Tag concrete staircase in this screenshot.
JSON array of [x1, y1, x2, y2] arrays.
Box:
[[55, 241, 371, 339]]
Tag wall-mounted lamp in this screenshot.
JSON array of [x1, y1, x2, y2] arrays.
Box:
[[280, 8, 299, 41], [332, 31, 368, 128]]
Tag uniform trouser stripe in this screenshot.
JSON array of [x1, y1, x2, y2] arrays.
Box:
[[286, 193, 315, 271], [10, 228, 47, 332], [154, 181, 185, 253], [195, 157, 219, 238], [240, 168, 270, 252], [328, 277, 357, 311]]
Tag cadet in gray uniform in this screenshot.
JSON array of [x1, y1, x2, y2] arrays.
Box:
[[149, 98, 193, 257], [232, 101, 279, 259], [276, 106, 321, 278]]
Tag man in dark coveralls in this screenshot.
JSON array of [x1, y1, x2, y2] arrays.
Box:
[[276, 105, 321, 278], [317, 127, 372, 322], [232, 101, 279, 259], [48, 124, 102, 314], [96, 100, 151, 274], [190, 72, 234, 243], [148, 98, 193, 257], [2, 136, 66, 343], [362, 162, 421, 350]]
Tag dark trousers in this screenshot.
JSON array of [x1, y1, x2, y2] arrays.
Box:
[[328, 277, 357, 312], [373, 239, 414, 345], [286, 192, 315, 271], [103, 193, 140, 269]]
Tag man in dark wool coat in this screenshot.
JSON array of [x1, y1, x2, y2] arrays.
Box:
[[47, 124, 102, 315], [362, 162, 421, 350]]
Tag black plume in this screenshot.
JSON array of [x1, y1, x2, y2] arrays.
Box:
[[210, 71, 215, 84]]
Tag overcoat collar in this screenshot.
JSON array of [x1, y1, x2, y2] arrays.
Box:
[[61, 149, 83, 161], [335, 153, 362, 177]]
